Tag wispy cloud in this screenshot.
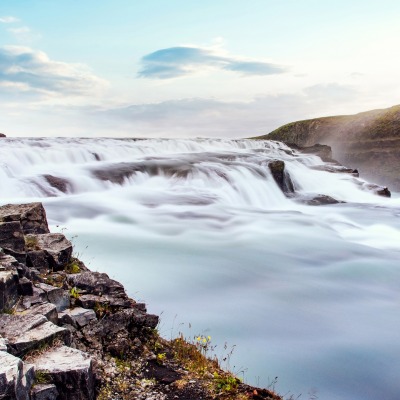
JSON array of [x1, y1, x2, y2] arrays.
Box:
[[0, 16, 20, 23], [0, 46, 108, 97], [7, 26, 31, 34], [138, 45, 287, 79]]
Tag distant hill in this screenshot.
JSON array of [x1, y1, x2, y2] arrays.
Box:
[[253, 105, 400, 191]]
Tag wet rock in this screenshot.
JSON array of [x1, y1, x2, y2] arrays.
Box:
[[43, 175, 71, 193], [68, 271, 127, 297], [33, 346, 95, 400], [0, 351, 35, 400], [364, 183, 391, 197], [311, 164, 359, 176], [0, 314, 71, 357], [58, 307, 97, 328], [0, 268, 19, 312], [0, 133, 5, 137], [0, 202, 50, 234], [298, 195, 343, 206], [36, 283, 70, 312], [0, 221, 26, 261], [26, 233, 73, 271], [31, 383, 59, 400], [268, 160, 295, 194]]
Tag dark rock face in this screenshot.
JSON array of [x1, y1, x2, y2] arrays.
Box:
[[268, 160, 295, 194], [288, 143, 334, 162], [0, 133, 5, 137], [0, 203, 50, 234], [0, 221, 26, 261], [364, 183, 391, 197], [258, 105, 400, 190]]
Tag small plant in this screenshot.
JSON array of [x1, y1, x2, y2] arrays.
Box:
[[213, 371, 240, 392], [93, 301, 111, 318], [65, 257, 81, 274], [34, 370, 51, 384], [156, 352, 166, 365], [69, 286, 80, 299]]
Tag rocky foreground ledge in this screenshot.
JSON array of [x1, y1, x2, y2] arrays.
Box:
[[0, 203, 282, 400]]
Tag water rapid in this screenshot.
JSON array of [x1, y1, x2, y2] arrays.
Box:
[[1, 137, 399, 400]]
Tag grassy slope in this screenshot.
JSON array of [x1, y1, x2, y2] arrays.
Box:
[[252, 105, 400, 190]]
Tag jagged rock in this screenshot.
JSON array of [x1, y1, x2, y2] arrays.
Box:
[[77, 293, 134, 311], [26, 250, 52, 272], [43, 175, 71, 193], [0, 268, 19, 312], [0, 351, 35, 400], [0, 221, 26, 261], [20, 303, 58, 325], [31, 384, 59, 400], [26, 233, 72, 271], [58, 307, 97, 328], [68, 271, 127, 297], [22, 286, 46, 309], [33, 346, 95, 400], [268, 160, 295, 194], [0, 314, 71, 357], [0, 252, 19, 268], [18, 276, 34, 296], [36, 283, 70, 312], [0, 202, 49, 234]]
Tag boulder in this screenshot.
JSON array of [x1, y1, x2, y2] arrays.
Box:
[[36, 283, 70, 312], [33, 346, 94, 400], [268, 160, 295, 194], [26, 250, 52, 272], [364, 183, 391, 197], [68, 271, 127, 297], [22, 286, 46, 310], [0, 133, 5, 137], [298, 194, 343, 206], [0, 202, 49, 234], [77, 293, 135, 311], [0, 221, 26, 261], [18, 276, 34, 296], [26, 233, 73, 271], [31, 384, 59, 400], [58, 307, 97, 329], [0, 351, 35, 400]]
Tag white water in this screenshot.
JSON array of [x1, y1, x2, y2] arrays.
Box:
[[1, 137, 400, 400]]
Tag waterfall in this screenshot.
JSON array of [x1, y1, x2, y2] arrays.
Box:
[[1, 137, 399, 400]]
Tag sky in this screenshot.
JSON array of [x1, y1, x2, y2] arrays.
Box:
[[1, 0, 400, 138]]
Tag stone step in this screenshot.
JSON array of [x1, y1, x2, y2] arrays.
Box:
[[32, 345, 94, 400], [58, 307, 97, 329], [0, 313, 71, 357]]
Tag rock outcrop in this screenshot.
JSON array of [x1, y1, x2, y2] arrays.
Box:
[[253, 104, 400, 190], [0, 202, 282, 400]]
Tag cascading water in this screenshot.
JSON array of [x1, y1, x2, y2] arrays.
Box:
[[1, 137, 399, 400]]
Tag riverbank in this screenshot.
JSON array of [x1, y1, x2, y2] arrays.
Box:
[[0, 202, 282, 400]]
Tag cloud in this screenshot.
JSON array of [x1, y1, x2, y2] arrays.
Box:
[[138, 45, 287, 79], [0, 16, 19, 23], [0, 45, 108, 97], [8, 26, 31, 34]]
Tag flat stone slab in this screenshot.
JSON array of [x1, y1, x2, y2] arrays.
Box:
[[0, 351, 34, 400], [0, 314, 71, 357], [33, 346, 94, 400], [58, 307, 97, 328], [20, 302, 58, 324]]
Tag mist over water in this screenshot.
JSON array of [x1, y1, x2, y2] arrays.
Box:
[[1, 137, 399, 400]]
